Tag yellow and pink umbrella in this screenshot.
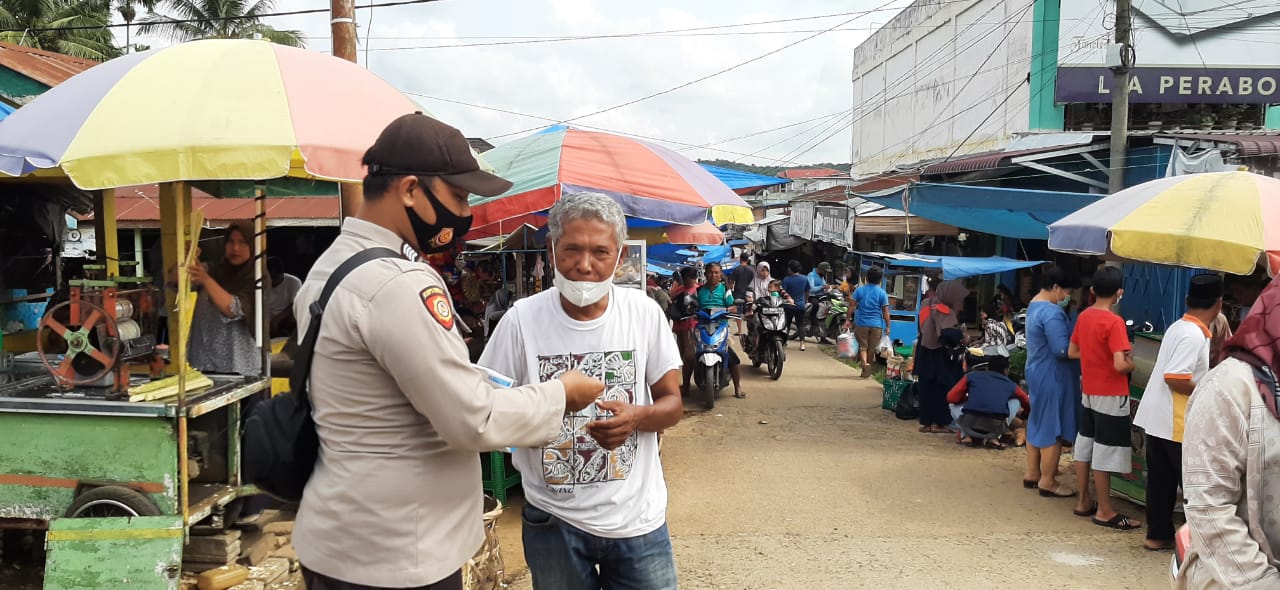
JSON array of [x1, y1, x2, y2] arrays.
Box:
[[1049, 171, 1280, 275], [0, 39, 423, 188]]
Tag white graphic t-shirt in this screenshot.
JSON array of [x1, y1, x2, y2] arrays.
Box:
[[479, 286, 681, 538]]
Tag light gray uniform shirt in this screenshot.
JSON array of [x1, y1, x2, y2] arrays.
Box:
[[291, 218, 566, 587]]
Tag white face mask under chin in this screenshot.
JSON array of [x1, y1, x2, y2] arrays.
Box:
[[552, 247, 622, 308]]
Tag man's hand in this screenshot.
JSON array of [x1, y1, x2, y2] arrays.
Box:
[[558, 369, 605, 412], [586, 400, 644, 450]]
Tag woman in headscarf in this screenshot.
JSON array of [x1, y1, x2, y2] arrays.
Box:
[[186, 220, 263, 375], [1021, 267, 1082, 496], [915, 280, 969, 433], [1176, 276, 1280, 589], [751, 261, 773, 300]]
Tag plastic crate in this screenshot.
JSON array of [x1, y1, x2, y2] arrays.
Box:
[[882, 379, 913, 410]]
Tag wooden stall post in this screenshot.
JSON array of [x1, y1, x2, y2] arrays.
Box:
[[94, 188, 120, 277]]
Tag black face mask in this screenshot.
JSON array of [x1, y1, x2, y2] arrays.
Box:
[[407, 183, 473, 255]]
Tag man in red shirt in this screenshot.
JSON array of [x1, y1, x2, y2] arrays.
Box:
[[1068, 265, 1141, 530]]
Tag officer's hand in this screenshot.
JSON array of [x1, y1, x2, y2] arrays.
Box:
[[558, 369, 604, 412], [586, 400, 642, 451]]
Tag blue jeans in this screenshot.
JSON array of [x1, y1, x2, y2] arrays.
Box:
[[521, 503, 677, 590]]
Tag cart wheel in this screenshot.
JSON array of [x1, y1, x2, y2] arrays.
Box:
[[65, 486, 160, 518]]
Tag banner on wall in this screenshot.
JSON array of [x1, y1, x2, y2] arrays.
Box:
[[789, 201, 815, 240], [813, 206, 853, 249]]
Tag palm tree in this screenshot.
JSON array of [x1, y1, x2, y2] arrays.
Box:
[[0, 0, 121, 60], [138, 0, 304, 47], [114, 0, 157, 53]]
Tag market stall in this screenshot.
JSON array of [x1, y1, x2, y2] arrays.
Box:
[[0, 39, 421, 587], [1048, 170, 1280, 505], [853, 252, 1046, 348]]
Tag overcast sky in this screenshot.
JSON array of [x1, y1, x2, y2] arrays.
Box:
[[130, 0, 909, 166]]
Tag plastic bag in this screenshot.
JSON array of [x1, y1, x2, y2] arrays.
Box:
[[837, 332, 858, 359], [879, 334, 893, 353]]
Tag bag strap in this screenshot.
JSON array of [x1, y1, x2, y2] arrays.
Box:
[[290, 247, 400, 404]]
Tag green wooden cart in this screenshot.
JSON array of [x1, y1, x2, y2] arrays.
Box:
[[0, 182, 273, 589]]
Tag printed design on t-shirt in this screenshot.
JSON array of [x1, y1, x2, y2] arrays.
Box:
[[537, 350, 638, 486]]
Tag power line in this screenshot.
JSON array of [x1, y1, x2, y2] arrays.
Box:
[[362, 2, 979, 51], [0, 0, 443, 33], [488, 0, 903, 140], [405, 91, 832, 165]]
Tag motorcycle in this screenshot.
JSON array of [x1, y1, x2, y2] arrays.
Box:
[[806, 291, 846, 342], [692, 305, 739, 410], [741, 291, 788, 380]]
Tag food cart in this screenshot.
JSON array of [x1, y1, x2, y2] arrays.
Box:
[[0, 183, 271, 589]]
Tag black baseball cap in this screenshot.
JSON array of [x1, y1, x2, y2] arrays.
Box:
[[362, 112, 513, 197]]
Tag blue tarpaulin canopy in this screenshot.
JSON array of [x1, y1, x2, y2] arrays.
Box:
[[698, 164, 787, 192], [0, 102, 14, 122], [863, 183, 1101, 239], [856, 252, 1046, 280]]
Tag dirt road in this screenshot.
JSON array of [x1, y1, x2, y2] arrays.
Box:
[[496, 343, 1170, 589]]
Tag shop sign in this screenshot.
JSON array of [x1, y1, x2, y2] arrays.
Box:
[[1056, 67, 1280, 104]]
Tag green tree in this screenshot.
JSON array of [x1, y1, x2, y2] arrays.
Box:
[[0, 0, 121, 60], [115, 0, 157, 53], [137, 0, 304, 47]]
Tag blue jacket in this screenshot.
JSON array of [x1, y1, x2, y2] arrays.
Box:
[[807, 270, 827, 295], [962, 371, 1018, 416]]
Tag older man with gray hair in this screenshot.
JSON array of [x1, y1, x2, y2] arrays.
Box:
[[479, 192, 683, 590]]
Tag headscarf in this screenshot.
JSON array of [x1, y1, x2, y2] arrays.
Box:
[[207, 220, 258, 324], [1224, 275, 1280, 420], [752, 262, 772, 296], [920, 279, 967, 349]]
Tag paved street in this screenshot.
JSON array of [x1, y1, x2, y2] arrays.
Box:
[[497, 342, 1171, 589]]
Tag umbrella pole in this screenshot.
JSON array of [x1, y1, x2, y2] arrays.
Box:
[[254, 184, 267, 375]]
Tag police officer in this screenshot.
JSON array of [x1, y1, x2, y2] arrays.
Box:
[[291, 113, 605, 590]]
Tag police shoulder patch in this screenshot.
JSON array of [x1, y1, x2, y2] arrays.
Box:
[[419, 286, 455, 331]]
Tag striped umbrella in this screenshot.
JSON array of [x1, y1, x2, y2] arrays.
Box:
[[0, 39, 424, 188], [473, 127, 753, 232], [1049, 171, 1280, 275]]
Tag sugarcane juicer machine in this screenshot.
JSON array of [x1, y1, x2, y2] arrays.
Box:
[[35, 273, 162, 392]]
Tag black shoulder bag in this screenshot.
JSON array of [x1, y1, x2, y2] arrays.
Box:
[[242, 247, 399, 501]]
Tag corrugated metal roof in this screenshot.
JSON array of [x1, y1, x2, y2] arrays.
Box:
[[0, 42, 97, 88], [778, 167, 845, 179], [1155, 132, 1280, 157], [87, 185, 339, 227], [921, 147, 1052, 176]]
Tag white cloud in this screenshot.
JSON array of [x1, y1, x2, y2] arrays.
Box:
[[125, 0, 908, 165]]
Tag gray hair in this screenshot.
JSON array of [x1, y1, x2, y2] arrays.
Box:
[[546, 192, 628, 248]]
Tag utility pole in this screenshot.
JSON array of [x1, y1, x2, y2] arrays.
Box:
[[331, 0, 364, 217], [1107, 0, 1133, 194]]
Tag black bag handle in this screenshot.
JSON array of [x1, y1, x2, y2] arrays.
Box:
[[289, 247, 400, 403]]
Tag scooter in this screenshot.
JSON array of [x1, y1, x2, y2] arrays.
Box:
[[741, 291, 788, 380], [693, 306, 738, 410], [807, 291, 845, 342]]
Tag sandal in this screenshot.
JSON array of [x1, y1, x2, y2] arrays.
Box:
[[984, 439, 1006, 450], [919, 426, 932, 433], [929, 426, 951, 434], [1073, 502, 1098, 517], [1038, 486, 1078, 498], [1093, 514, 1143, 531], [1143, 542, 1174, 552], [734, 391, 748, 399], [1022, 479, 1039, 489]]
